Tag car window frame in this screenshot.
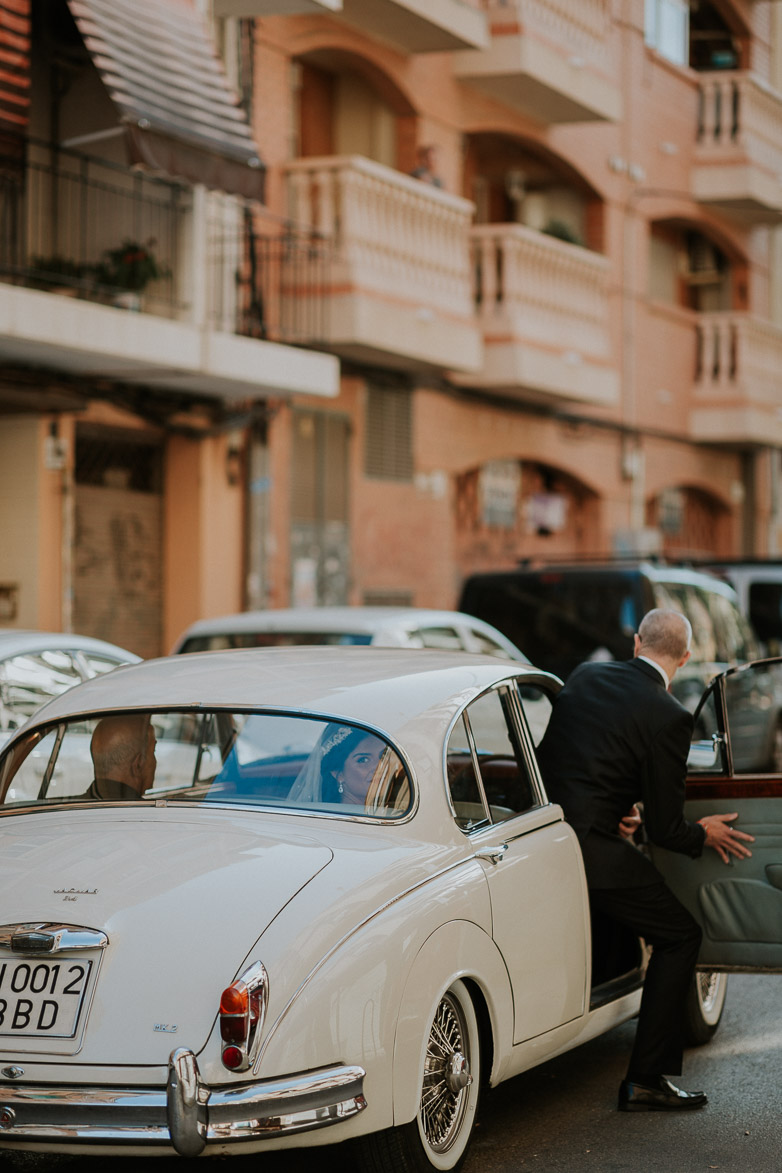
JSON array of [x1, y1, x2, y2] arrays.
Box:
[[0, 705, 421, 826], [444, 676, 554, 835]]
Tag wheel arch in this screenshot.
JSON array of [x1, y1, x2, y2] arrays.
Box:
[[391, 919, 513, 1127]]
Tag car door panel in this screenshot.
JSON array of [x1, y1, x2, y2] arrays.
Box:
[[650, 659, 782, 972]]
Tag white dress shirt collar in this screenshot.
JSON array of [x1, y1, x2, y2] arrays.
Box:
[[636, 654, 670, 689]]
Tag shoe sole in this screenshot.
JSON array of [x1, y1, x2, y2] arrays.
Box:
[[619, 1099, 708, 1112]]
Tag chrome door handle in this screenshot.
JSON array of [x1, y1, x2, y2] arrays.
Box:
[[474, 844, 508, 865]]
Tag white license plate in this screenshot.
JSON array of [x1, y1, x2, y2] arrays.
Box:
[[0, 958, 93, 1038]]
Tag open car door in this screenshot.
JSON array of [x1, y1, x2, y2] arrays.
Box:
[[650, 658, 782, 972]]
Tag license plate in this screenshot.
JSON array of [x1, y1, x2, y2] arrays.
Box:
[[0, 958, 93, 1038]]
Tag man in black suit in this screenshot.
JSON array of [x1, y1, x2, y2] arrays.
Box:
[[537, 609, 754, 1112], [80, 714, 157, 802]]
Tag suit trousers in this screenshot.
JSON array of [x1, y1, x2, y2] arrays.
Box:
[[589, 880, 703, 1077]]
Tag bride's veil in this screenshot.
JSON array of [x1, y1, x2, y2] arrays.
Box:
[[287, 722, 352, 802]]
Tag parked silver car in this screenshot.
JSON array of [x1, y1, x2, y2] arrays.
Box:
[[171, 606, 528, 661], [0, 629, 139, 740]]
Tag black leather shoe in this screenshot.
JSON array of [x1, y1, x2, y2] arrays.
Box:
[[618, 1076, 708, 1112]]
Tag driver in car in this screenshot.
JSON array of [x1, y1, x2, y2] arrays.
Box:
[[80, 714, 157, 802]]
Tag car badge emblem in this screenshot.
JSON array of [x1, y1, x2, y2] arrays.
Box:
[[1, 1068, 23, 1081]]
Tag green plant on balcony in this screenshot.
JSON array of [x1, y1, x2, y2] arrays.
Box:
[[542, 219, 582, 246], [95, 238, 170, 292]]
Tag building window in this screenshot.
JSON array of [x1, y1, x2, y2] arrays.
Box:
[[645, 0, 689, 67], [364, 384, 413, 481]]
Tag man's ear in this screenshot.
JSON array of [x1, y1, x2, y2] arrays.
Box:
[[679, 649, 692, 667], [633, 633, 642, 656]]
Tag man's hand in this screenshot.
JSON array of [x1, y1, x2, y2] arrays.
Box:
[[698, 812, 754, 864], [619, 803, 642, 841]]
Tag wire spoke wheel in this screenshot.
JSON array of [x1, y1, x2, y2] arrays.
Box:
[[684, 970, 728, 1045], [417, 984, 476, 1161]]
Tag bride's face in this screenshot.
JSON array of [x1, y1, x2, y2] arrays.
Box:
[[337, 737, 384, 804]]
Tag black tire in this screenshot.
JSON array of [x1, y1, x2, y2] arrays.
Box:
[[684, 970, 728, 1045], [356, 979, 481, 1173]]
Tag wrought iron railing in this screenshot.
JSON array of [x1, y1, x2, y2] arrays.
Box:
[[0, 136, 332, 347]]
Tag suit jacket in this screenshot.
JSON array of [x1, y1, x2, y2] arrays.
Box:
[[537, 657, 705, 888]]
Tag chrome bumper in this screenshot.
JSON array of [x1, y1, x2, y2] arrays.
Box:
[[0, 1049, 367, 1156]]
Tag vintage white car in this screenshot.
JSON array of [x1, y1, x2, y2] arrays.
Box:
[[0, 647, 759, 1169]]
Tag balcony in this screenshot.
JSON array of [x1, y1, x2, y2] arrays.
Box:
[[693, 72, 782, 224], [213, 0, 489, 52], [691, 314, 782, 445], [451, 223, 617, 406], [453, 0, 621, 124], [0, 140, 338, 402], [284, 155, 482, 372]]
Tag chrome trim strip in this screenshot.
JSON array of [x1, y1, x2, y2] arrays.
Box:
[[0, 1054, 366, 1152], [0, 924, 108, 955]]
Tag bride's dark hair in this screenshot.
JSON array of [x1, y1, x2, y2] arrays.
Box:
[[320, 724, 375, 803]]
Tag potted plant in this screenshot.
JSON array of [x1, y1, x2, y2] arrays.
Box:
[[95, 238, 170, 308], [29, 255, 90, 295]]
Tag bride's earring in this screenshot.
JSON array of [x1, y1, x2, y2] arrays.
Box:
[[338, 778, 344, 794]]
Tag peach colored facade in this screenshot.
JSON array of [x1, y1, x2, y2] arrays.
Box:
[[2, 0, 782, 654]]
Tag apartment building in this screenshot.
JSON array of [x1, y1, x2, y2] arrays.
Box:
[[2, 0, 782, 653]]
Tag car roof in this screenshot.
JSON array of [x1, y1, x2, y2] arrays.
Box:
[[171, 607, 525, 654], [0, 629, 140, 662], [14, 647, 556, 746]]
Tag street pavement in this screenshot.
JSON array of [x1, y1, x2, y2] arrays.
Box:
[[1, 974, 779, 1173]]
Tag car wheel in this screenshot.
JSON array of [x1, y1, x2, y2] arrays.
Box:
[[356, 979, 481, 1173], [684, 970, 728, 1045]]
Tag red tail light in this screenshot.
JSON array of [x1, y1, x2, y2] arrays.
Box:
[[218, 961, 268, 1073]]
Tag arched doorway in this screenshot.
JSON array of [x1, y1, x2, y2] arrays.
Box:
[[294, 49, 415, 171], [646, 484, 733, 558], [455, 458, 600, 576], [464, 132, 603, 251]]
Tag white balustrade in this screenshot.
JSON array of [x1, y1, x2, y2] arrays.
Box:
[[480, 0, 612, 70], [696, 313, 782, 406], [470, 223, 611, 359], [697, 71, 782, 179], [285, 156, 476, 320]]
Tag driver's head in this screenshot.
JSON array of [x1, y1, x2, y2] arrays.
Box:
[[90, 714, 157, 796]]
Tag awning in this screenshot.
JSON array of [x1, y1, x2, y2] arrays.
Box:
[[67, 0, 265, 200], [0, 0, 30, 138]]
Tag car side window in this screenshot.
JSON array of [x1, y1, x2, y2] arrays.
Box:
[[78, 652, 127, 678], [469, 629, 512, 659], [0, 652, 83, 731], [516, 683, 553, 747], [417, 626, 464, 651], [446, 689, 537, 831], [688, 686, 723, 773], [724, 662, 782, 774]]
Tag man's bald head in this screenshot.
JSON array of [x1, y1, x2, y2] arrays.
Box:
[[90, 714, 156, 796], [635, 608, 692, 681]]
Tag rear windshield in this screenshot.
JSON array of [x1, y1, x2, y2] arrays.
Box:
[[459, 571, 646, 679], [179, 632, 373, 653], [0, 711, 411, 820]]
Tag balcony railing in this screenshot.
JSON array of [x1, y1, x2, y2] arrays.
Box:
[[456, 0, 620, 124], [693, 313, 782, 444], [694, 72, 782, 222], [0, 138, 330, 348], [284, 155, 481, 370], [461, 222, 617, 403]]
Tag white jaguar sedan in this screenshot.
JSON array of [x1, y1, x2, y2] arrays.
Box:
[[0, 647, 749, 1169]]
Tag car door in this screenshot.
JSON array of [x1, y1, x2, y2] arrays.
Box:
[[446, 679, 589, 1043], [650, 658, 782, 971]]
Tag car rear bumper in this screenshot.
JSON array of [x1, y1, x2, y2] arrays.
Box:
[[0, 1049, 367, 1155]]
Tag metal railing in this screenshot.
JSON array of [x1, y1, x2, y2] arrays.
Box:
[[0, 136, 332, 346]]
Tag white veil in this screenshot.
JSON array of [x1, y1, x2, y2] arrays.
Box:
[[287, 722, 353, 803]]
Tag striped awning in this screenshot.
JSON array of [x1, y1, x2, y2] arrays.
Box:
[[67, 0, 265, 199], [0, 0, 30, 139]]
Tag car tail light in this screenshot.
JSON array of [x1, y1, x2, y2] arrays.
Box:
[[219, 961, 269, 1073]]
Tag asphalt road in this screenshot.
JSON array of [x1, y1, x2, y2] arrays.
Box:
[[1, 974, 779, 1173]]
